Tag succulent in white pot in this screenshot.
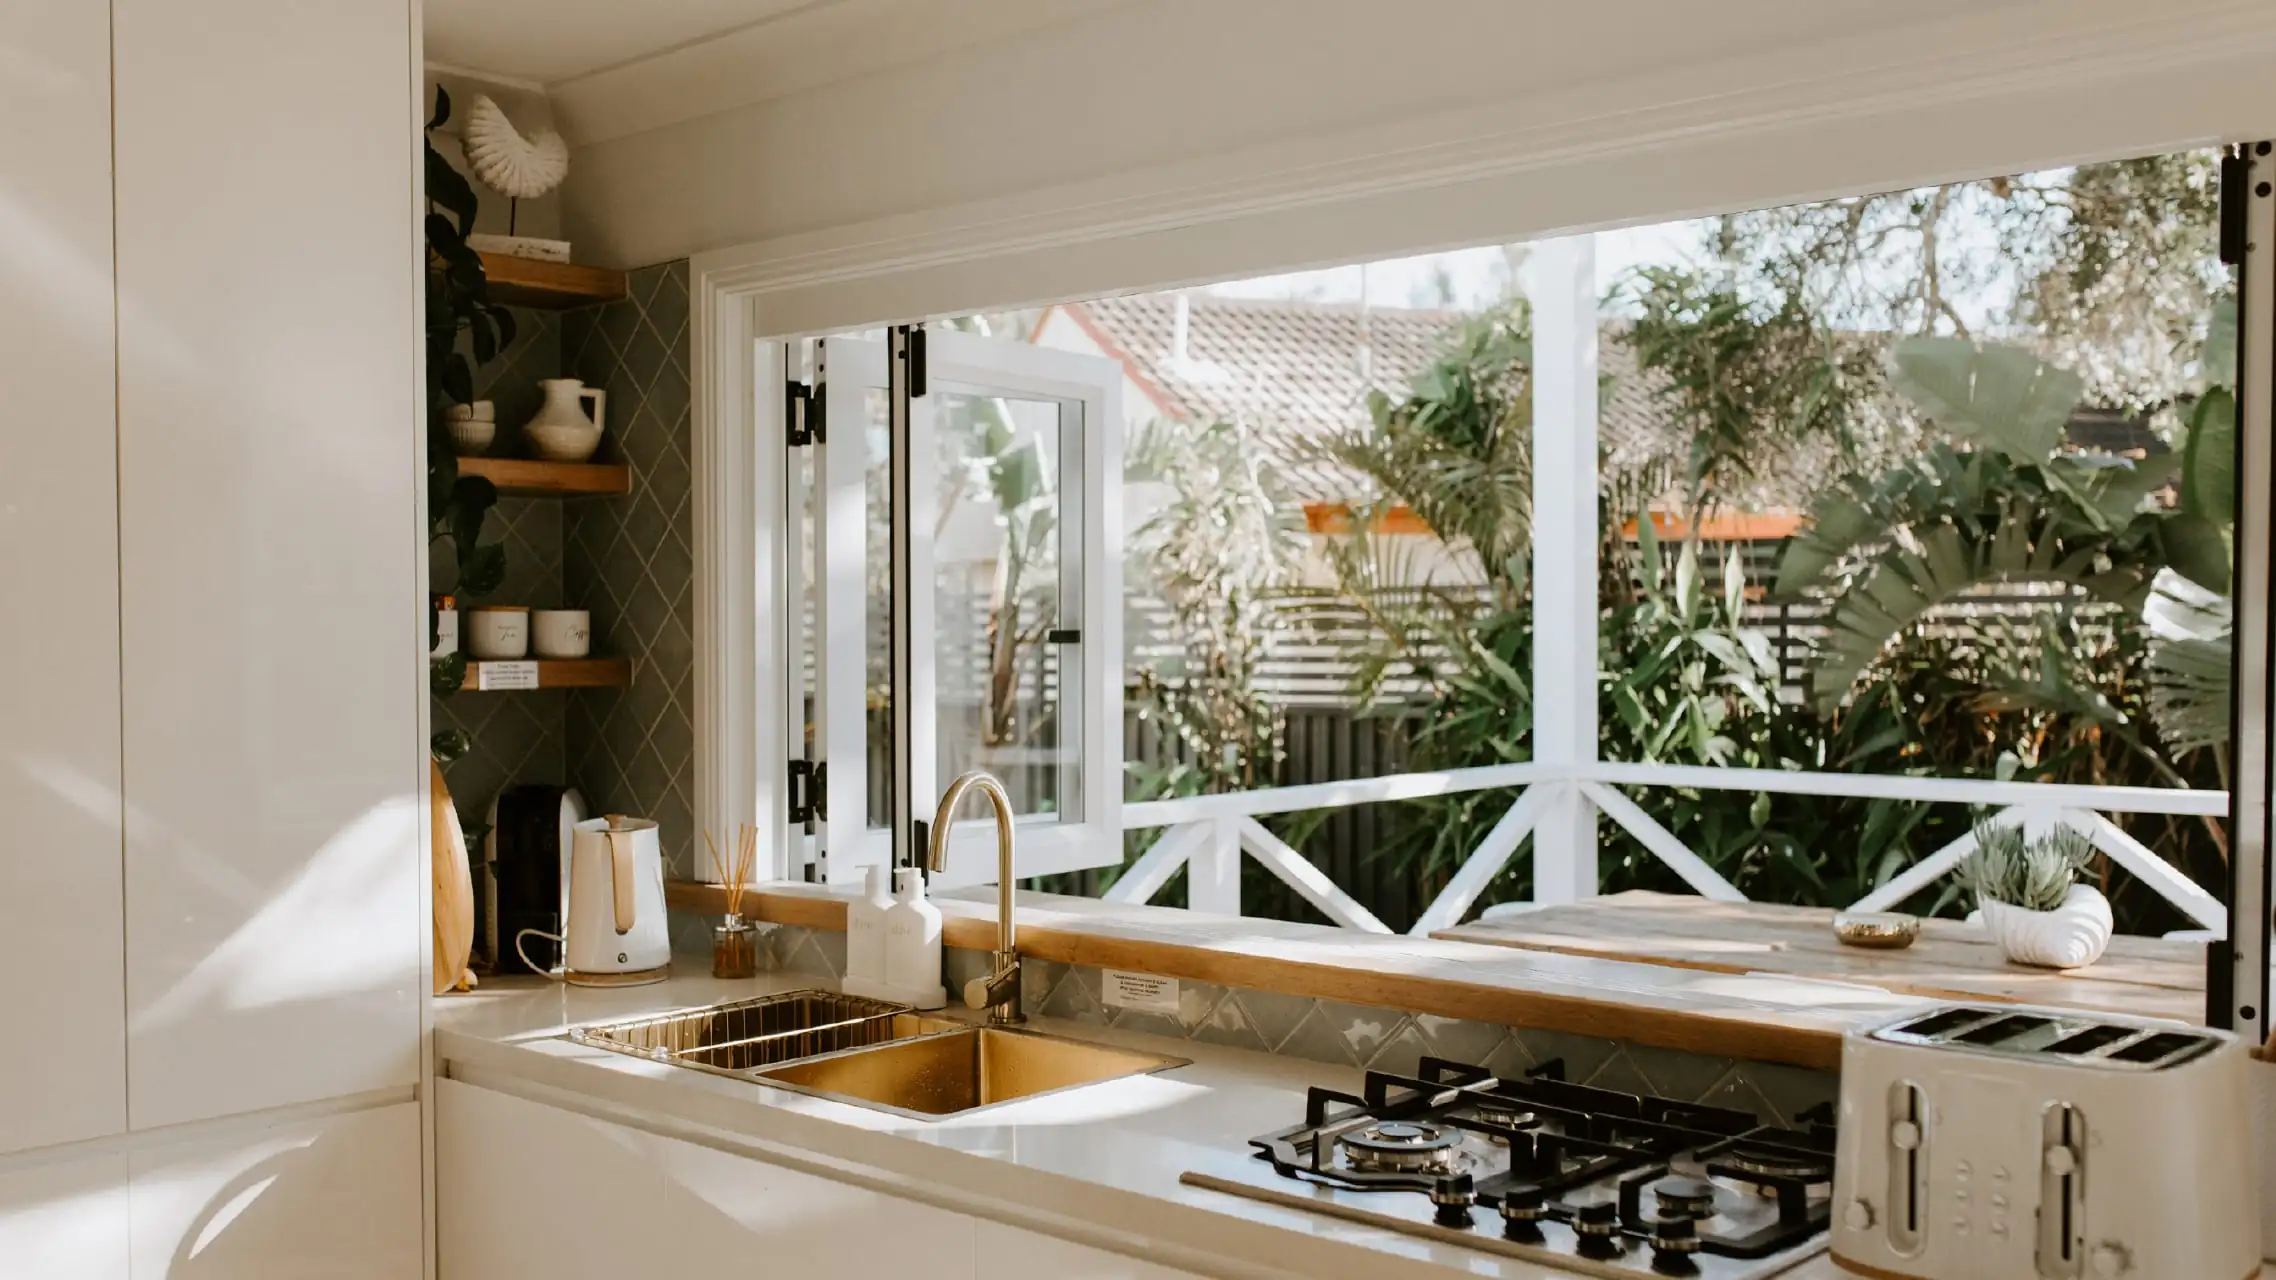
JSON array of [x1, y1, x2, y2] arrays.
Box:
[[1961, 821, 2112, 969]]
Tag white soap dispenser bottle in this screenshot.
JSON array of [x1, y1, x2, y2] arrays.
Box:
[[842, 865, 893, 999], [884, 866, 948, 1009]]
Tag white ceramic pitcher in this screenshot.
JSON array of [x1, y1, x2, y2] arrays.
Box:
[[515, 814, 670, 986], [523, 378, 606, 462]]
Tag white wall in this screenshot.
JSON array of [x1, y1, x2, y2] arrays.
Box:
[[0, 0, 428, 1274], [572, 0, 2276, 332]]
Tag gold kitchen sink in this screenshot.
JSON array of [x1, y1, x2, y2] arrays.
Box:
[[753, 1026, 1189, 1119], [569, 991, 955, 1073]]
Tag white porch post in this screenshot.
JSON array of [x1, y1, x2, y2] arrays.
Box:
[[1188, 816, 1242, 914], [1528, 236, 1601, 904]]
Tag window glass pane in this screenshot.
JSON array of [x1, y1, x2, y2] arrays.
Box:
[[932, 386, 1078, 822], [865, 386, 890, 830], [790, 362, 819, 869], [1590, 147, 2231, 931]]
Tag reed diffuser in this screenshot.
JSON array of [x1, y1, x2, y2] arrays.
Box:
[[707, 824, 760, 979]]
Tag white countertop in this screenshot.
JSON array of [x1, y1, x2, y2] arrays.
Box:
[[438, 971, 1865, 1280]]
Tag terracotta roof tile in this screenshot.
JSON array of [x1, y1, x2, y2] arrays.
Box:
[[1064, 293, 1751, 504]]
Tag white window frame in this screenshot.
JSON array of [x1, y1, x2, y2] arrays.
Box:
[[690, 36, 2271, 990], [780, 331, 1123, 889]]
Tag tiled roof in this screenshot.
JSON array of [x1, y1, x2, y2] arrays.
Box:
[[1057, 293, 2147, 515], [1056, 292, 1795, 506]]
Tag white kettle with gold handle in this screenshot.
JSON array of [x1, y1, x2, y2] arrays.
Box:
[[515, 814, 671, 986]]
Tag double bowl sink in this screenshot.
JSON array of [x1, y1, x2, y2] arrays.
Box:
[[566, 991, 1186, 1120]]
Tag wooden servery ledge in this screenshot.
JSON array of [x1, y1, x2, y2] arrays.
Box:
[[666, 881, 1921, 1071]]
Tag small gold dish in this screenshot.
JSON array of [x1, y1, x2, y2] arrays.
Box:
[[1834, 911, 1921, 950]]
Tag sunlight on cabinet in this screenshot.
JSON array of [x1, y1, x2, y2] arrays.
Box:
[[0, 1148, 129, 1280], [440, 1080, 980, 1278], [0, 0, 128, 1157], [126, 1103, 418, 1279], [113, 0, 422, 1128], [979, 1222, 1203, 1280]]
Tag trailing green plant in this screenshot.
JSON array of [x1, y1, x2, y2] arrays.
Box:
[[1961, 820, 2095, 912], [424, 87, 517, 762]]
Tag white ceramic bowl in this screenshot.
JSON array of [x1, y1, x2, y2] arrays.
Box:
[[447, 417, 496, 456], [445, 399, 495, 422]]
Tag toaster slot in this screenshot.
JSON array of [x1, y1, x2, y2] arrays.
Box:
[[2036, 1103, 2085, 1278], [1954, 1014, 2055, 1047], [1885, 1080, 1926, 1257], [1888, 1008, 1990, 1040], [2105, 1030, 2207, 1066], [2045, 1024, 2132, 1057]]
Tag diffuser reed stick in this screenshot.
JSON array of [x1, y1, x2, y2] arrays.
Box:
[[707, 824, 760, 979]]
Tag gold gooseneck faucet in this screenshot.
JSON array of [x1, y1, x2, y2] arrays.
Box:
[[927, 771, 1024, 1025]]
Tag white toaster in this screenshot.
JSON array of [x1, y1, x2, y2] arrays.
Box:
[[1831, 1002, 2258, 1280]]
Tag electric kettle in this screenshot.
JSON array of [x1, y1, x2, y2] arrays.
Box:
[[514, 814, 671, 987]]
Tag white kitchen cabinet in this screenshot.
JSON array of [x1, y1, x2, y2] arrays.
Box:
[[0, 0, 129, 1156], [978, 1222, 1200, 1280], [112, 0, 424, 1128], [127, 1102, 421, 1279], [438, 1079, 981, 1279], [0, 1147, 131, 1280]]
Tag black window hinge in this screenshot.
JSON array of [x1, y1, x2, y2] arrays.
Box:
[[1046, 628, 1081, 644], [2221, 149, 2250, 266], [787, 379, 826, 447], [895, 325, 928, 398], [788, 758, 827, 825]]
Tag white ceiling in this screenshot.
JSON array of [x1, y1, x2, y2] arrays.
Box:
[[424, 0, 1129, 144], [423, 0, 825, 86]]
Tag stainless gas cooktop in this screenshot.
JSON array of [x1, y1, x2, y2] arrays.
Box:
[[1180, 1055, 1833, 1279]]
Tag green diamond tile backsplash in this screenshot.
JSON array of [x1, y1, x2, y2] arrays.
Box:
[[433, 264, 697, 905], [755, 922, 1840, 1127], [563, 261, 696, 878], [434, 308, 568, 831]]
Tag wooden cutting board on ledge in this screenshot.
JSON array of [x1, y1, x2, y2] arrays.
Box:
[[431, 759, 477, 994]]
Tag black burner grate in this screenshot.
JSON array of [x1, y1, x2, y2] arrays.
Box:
[[1247, 1055, 1836, 1260]]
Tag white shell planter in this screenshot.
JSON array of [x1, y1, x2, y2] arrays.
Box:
[[1981, 884, 2114, 969]]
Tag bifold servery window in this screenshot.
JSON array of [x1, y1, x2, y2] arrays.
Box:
[[780, 330, 1125, 890], [747, 139, 2274, 1045]]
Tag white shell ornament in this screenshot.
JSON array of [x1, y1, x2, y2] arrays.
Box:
[[1980, 883, 2114, 969], [462, 95, 568, 200]]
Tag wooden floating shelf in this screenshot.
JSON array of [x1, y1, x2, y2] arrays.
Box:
[[462, 657, 631, 691], [477, 252, 629, 309], [456, 456, 631, 498]]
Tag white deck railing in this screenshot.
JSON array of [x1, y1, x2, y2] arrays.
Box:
[[1111, 762, 2231, 938]]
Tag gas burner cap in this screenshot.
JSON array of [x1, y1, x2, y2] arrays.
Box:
[[1719, 1148, 1833, 1183], [1653, 1175, 1719, 1219], [1650, 1214, 1702, 1254], [1340, 1121, 1462, 1174], [1572, 1199, 1622, 1238], [1470, 1096, 1541, 1133], [1500, 1186, 1551, 1222]]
